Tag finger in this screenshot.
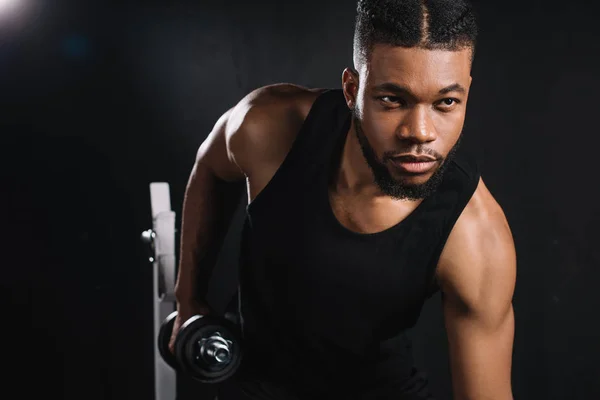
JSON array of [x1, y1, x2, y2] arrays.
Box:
[[168, 319, 180, 354], [168, 334, 176, 354]]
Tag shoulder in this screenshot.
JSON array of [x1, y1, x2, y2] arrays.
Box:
[[225, 83, 328, 176], [436, 178, 516, 315]]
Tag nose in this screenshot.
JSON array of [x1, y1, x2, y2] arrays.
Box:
[[396, 105, 437, 143]]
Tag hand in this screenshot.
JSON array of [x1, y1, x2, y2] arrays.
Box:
[[168, 298, 213, 355]]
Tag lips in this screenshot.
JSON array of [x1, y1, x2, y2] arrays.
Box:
[[389, 154, 438, 174], [391, 154, 437, 163]]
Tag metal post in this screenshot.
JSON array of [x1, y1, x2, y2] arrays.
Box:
[[142, 182, 177, 400]]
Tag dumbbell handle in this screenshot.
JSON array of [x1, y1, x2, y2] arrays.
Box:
[[199, 334, 232, 365]]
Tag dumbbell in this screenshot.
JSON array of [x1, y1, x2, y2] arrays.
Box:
[[158, 311, 244, 384]]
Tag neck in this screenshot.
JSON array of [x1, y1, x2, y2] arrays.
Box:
[[332, 121, 381, 197]]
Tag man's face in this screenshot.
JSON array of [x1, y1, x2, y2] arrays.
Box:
[[344, 44, 473, 200]]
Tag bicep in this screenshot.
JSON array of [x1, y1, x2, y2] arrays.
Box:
[[440, 202, 517, 400], [443, 293, 515, 400]]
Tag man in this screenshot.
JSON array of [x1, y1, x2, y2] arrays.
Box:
[[170, 0, 516, 399]]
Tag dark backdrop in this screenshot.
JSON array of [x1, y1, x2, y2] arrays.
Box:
[[2, 1, 599, 399]]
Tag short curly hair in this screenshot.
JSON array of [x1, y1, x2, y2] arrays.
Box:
[[353, 0, 478, 68]]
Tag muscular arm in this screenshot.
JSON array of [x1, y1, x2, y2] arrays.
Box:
[[174, 108, 246, 301], [175, 83, 318, 302], [437, 179, 517, 400]]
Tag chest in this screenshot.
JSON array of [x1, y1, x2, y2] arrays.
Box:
[[327, 191, 423, 235], [245, 200, 432, 316]]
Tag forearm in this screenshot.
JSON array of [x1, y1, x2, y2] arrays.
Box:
[[175, 160, 244, 302]]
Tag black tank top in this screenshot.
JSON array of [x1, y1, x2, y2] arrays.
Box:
[[234, 89, 480, 399]]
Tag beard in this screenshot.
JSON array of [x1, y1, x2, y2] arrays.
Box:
[[352, 109, 463, 201]]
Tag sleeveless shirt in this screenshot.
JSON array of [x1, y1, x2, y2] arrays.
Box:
[[233, 89, 481, 399]]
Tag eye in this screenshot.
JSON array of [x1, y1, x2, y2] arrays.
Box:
[[437, 98, 461, 111], [377, 96, 405, 107]]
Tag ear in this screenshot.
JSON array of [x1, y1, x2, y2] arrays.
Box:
[[341, 67, 359, 110]]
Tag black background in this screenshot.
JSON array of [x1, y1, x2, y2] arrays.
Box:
[[2, 1, 599, 399]]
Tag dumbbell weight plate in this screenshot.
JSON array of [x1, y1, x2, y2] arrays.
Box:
[[157, 311, 181, 371], [175, 315, 243, 384]]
